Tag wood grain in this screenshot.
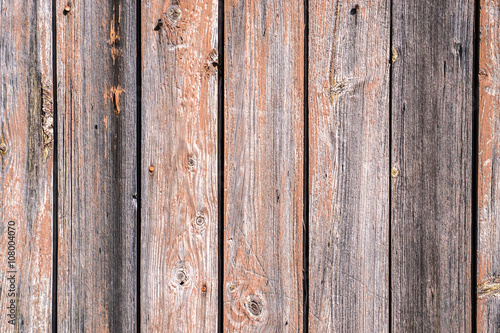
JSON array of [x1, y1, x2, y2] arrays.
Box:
[[56, 0, 137, 331], [308, 0, 390, 331], [0, 0, 53, 331], [140, 0, 219, 331], [477, 0, 500, 331], [223, 0, 304, 331], [391, 0, 474, 331]]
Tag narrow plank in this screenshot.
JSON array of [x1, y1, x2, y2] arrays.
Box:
[[140, 0, 219, 331], [0, 0, 53, 331], [477, 0, 500, 331], [223, 0, 304, 331], [391, 0, 473, 331], [308, 0, 390, 331], [56, 0, 137, 331]]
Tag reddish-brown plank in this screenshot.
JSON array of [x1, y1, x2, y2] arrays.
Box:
[[140, 0, 219, 331], [223, 0, 304, 331], [477, 0, 500, 331], [56, 0, 137, 331], [0, 0, 53, 331], [308, 0, 390, 331]]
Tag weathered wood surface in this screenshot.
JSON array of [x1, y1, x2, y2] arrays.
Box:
[[223, 0, 304, 331], [308, 0, 390, 331], [477, 0, 500, 331], [0, 0, 53, 331], [391, 0, 474, 331], [140, 0, 219, 331], [56, 0, 137, 331]]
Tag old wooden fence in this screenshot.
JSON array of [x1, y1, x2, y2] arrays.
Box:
[[1, 0, 499, 331]]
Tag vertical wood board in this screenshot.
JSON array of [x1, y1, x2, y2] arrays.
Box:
[[477, 0, 500, 331], [308, 0, 390, 331], [224, 0, 304, 331], [0, 0, 53, 331], [391, 0, 474, 331], [56, 0, 137, 331], [140, 0, 219, 331]]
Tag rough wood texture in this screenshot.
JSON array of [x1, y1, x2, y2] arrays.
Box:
[[391, 0, 473, 331], [478, 0, 500, 330], [0, 0, 53, 331], [223, 0, 304, 331], [308, 1, 390, 331], [140, 0, 219, 331], [56, 0, 137, 331]]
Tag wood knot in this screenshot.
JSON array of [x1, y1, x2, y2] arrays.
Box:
[[187, 156, 196, 171], [203, 49, 219, 76], [245, 294, 264, 319], [167, 5, 182, 25], [0, 139, 7, 156], [228, 283, 236, 292], [175, 268, 189, 287], [195, 214, 205, 227], [391, 167, 399, 178], [192, 212, 207, 234]]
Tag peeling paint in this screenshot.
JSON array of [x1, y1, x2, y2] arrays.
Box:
[[41, 86, 53, 159], [391, 47, 398, 63]]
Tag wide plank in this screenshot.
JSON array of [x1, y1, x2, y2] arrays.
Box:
[[56, 0, 137, 331], [0, 0, 53, 331], [308, 0, 390, 331], [391, 0, 474, 331], [223, 0, 304, 331], [140, 0, 219, 331]]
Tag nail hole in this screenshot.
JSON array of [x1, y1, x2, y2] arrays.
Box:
[[149, 165, 155, 173], [201, 284, 207, 293], [350, 4, 359, 15], [154, 19, 163, 31], [63, 5, 71, 15]]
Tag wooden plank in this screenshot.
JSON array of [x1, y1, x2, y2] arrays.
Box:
[[140, 0, 219, 331], [391, 0, 473, 331], [308, 0, 390, 331], [477, 0, 500, 331], [0, 0, 53, 331], [223, 0, 304, 331], [56, 0, 137, 331]]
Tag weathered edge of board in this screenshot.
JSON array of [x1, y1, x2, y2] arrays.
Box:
[[223, 0, 304, 331], [0, 0, 53, 331], [477, 0, 500, 331], [308, 0, 390, 331], [140, 0, 219, 331], [391, 0, 473, 331], [56, 0, 137, 331]]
